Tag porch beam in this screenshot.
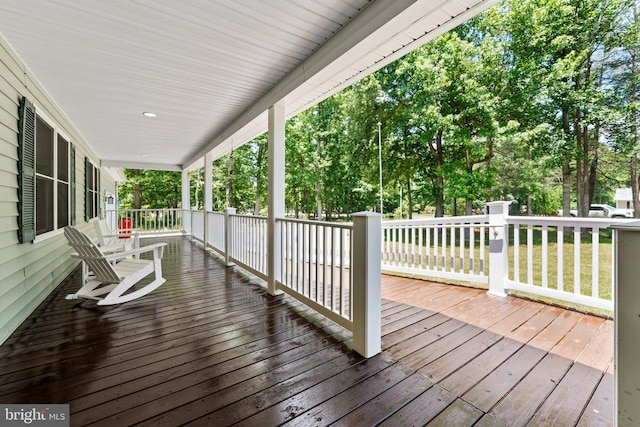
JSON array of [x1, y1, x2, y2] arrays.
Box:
[[102, 160, 182, 171], [267, 104, 285, 296], [224, 207, 237, 267], [181, 170, 190, 209], [181, 170, 191, 235]]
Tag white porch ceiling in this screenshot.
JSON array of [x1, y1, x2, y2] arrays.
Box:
[[0, 0, 498, 171]]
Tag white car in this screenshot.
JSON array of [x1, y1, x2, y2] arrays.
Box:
[[557, 204, 615, 218], [610, 207, 634, 218]]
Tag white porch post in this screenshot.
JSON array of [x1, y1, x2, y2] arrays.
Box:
[[611, 222, 640, 426], [204, 152, 213, 249], [486, 201, 511, 297], [267, 104, 285, 296], [224, 207, 236, 266], [351, 211, 382, 358], [181, 170, 191, 235]]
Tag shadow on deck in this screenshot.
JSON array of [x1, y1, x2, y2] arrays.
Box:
[[0, 236, 613, 426]]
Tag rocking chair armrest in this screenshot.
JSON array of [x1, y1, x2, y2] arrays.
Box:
[[102, 228, 139, 238], [98, 243, 130, 254], [102, 242, 167, 260]]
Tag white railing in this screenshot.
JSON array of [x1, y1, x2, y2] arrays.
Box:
[[277, 218, 353, 327], [109, 208, 184, 236], [206, 211, 225, 255], [228, 214, 268, 281], [122, 201, 625, 354], [192, 210, 204, 242], [506, 216, 625, 312], [380, 204, 624, 312], [182, 209, 191, 235], [184, 209, 381, 355], [382, 215, 490, 285], [114, 204, 623, 313]]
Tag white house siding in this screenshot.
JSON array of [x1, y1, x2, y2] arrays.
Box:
[[0, 36, 116, 345]]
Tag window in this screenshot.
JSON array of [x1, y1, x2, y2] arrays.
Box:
[[85, 158, 100, 221], [34, 115, 71, 236], [18, 97, 74, 242]]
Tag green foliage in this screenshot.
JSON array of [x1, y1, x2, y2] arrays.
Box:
[[118, 169, 182, 209]]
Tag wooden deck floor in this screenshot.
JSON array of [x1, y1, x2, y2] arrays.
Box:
[[0, 237, 613, 426]]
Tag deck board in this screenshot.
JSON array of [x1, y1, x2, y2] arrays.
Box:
[[376, 384, 456, 427], [577, 368, 614, 427], [439, 337, 524, 396], [425, 398, 484, 426], [0, 236, 613, 426], [462, 344, 548, 412], [488, 353, 574, 426]]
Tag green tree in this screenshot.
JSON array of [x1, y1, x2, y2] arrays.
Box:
[[118, 169, 182, 209]]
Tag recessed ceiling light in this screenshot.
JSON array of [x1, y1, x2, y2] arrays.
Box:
[[142, 112, 157, 118], [140, 154, 150, 157]]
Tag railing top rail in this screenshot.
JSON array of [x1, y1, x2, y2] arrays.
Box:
[[384, 222, 491, 229], [108, 208, 181, 212], [507, 216, 631, 228], [277, 217, 353, 230], [230, 213, 268, 220], [382, 214, 489, 227], [206, 211, 225, 216]]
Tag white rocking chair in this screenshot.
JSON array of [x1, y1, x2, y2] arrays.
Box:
[[93, 218, 139, 252], [64, 226, 167, 305]]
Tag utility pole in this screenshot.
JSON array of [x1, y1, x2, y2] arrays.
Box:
[[378, 121, 383, 216]]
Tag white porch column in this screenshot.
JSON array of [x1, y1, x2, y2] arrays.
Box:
[[486, 201, 511, 297], [224, 207, 237, 267], [267, 104, 285, 296], [181, 170, 191, 235], [611, 221, 640, 426], [351, 211, 382, 358], [204, 152, 213, 249]]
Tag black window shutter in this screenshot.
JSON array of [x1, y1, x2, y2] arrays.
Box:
[[84, 157, 91, 221], [70, 143, 76, 225], [97, 168, 101, 218], [17, 97, 36, 243]]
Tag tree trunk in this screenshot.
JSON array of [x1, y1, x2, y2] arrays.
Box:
[[226, 151, 233, 208], [588, 128, 598, 205], [406, 177, 413, 219], [303, 187, 311, 219], [464, 147, 473, 216], [254, 141, 265, 215], [576, 57, 595, 218], [434, 130, 445, 218], [465, 199, 472, 216], [194, 170, 201, 210], [632, 4, 639, 218], [576, 107, 590, 217], [633, 156, 640, 218], [133, 169, 142, 210], [315, 182, 322, 220], [315, 133, 323, 220], [561, 102, 572, 218]]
